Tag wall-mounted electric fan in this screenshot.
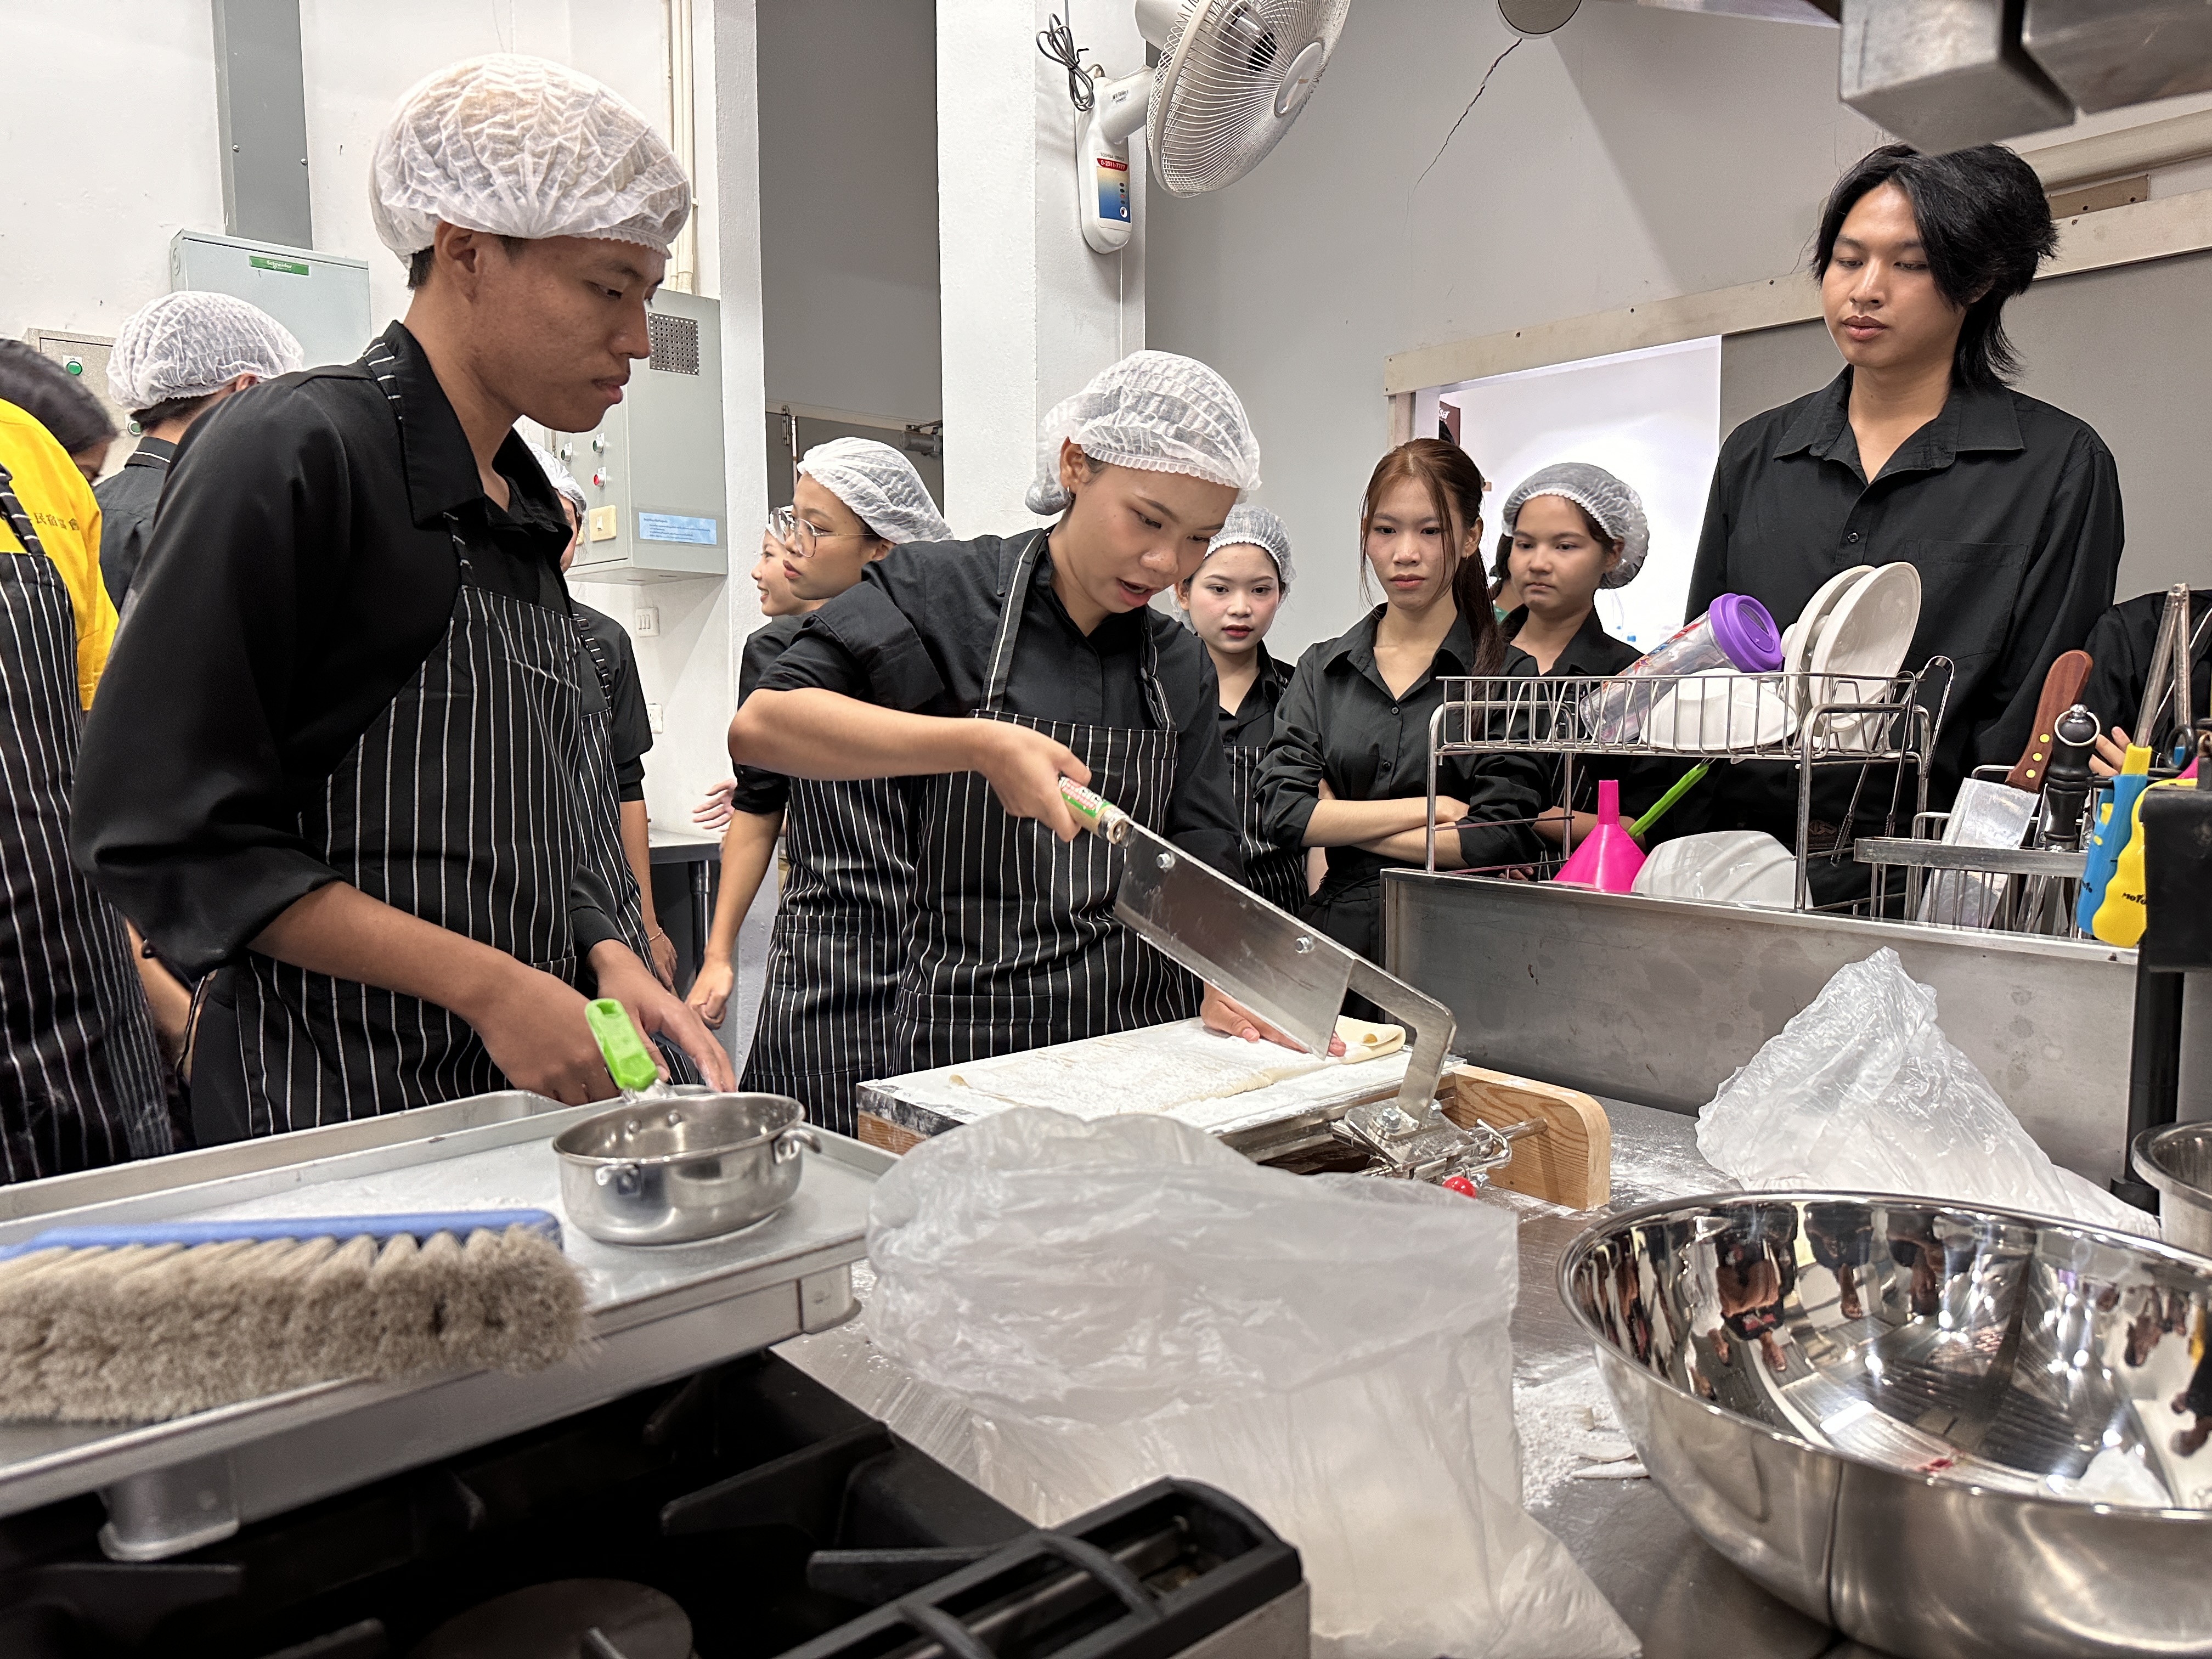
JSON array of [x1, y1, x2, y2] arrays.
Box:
[[1071, 0, 1352, 252]]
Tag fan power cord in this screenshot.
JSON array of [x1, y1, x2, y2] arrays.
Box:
[[1040, 7, 1096, 113]]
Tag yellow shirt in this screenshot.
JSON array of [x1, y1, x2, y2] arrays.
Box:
[[0, 398, 115, 708]]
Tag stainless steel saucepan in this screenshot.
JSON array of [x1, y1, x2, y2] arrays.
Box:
[[554, 1088, 819, 1245]]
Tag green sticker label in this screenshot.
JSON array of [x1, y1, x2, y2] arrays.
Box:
[[248, 255, 311, 276]]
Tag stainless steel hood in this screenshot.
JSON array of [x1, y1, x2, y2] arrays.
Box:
[[1840, 0, 2073, 152]]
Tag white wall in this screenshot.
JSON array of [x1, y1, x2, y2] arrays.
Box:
[[757, 0, 940, 424], [1146, 3, 1884, 656], [1444, 337, 1720, 653], [936, 0, 1147, 534], [0, 2, 225, 341]]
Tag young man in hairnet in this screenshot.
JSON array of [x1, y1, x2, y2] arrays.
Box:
[[98, 291, 303, 608], [73, 55, 732, 1146]]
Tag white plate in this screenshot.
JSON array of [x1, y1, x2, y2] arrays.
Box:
[[1807, 561, 1921, 748], [1647, 672, 1796, 752], [1787, 564, 1875, 713]]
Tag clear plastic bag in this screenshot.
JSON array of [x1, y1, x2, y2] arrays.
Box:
[[1696, 947, 2156, 1237], [865, 1108, 1637, 1659]]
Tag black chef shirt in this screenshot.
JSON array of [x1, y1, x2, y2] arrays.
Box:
[[1502, 604, 1673, 820], [1689, 368, 2123, 827], [92, 435, 174, 607], [71, 321, 623, 980], [1259, 606, 1546, 883], [1503, 605, 1639, 679], [573, 601, 654, 801], [730, 613, 805, 816], [759, 532, 1243, 875], [2080, 588, 2211, 760], [1218, 640, 1292, 752]]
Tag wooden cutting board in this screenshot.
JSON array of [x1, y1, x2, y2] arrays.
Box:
[[1439, 1064, 1612, 1211]]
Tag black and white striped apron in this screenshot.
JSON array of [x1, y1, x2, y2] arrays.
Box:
[[1223, 740, 1308, 914], [0, 462, 168, 1180], [896, 531, 1195, 1070], [740, 775, 914, 1137], [229, 343, 687, 1135]]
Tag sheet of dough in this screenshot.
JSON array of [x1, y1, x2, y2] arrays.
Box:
[[943, 1014, 1409, 1116], [948, 1028, 1330, 1114], [1335, 1016, 1406, 1059]]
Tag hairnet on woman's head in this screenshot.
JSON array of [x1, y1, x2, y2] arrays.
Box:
[[1025, 350, 1261, 516], [108, 292, 303, 414], [1500, 461, 1650, 588], [370, 54, 692, 260], [0, 340, 117, 456], [1203, 503, 1294, 588], [798, 437, 952, 544]]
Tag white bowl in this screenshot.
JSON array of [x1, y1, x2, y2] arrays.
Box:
[[1632, 830, 1797, 909], [1645, 672, 1797, 753]]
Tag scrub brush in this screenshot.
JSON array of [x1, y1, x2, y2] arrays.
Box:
[[0, 1210, 586, 1424]]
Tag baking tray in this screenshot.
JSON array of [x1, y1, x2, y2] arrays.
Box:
[[0, 1089, 891, 1558]]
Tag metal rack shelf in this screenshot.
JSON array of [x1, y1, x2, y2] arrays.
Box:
[[1425, 663, 1951, 912]]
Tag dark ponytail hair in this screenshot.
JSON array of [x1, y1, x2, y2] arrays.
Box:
[[1358, 437, 1505, 673]]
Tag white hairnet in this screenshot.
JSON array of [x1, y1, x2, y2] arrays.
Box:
[[1203, 503, 1294, 587], [1500, 461, 1650, 589], [371, 55, 692, 260], [530, 442, 588, 519], [1025, 350, 1261, 516], [107, 292, 302, 414], [798, 437, 952, 544]]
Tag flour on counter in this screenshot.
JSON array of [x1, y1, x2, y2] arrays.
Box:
[[1516, 1362, 1644, 1509]]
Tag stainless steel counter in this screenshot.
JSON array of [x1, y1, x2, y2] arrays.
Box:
[[1520, 1097, 1889, 1659], [1382, 870, 2153, 1184], [0, 1091, 888, 1559]]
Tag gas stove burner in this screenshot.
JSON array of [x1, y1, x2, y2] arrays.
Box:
[[406, 1579, 692, 1659]]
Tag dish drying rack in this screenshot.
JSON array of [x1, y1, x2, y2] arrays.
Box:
[[1425, 663, 1950, 912]]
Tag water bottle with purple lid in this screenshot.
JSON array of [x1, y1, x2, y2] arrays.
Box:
[[1580, 593, 1784, 743]]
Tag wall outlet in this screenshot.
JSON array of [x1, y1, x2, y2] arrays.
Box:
[[646, 702, 665, 735], [588, 505, 619, 541], [634, 606, 661, 638]]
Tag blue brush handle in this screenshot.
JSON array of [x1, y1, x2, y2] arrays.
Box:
[[0, 1209, 561, 1261]]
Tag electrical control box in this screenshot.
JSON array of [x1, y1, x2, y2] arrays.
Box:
[[170, 230, 373, 369], [548, 290, 727, 585]]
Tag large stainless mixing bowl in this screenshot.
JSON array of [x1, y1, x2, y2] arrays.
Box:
[[1560, 1193, 2212, 1659], [554, 1090, 820, 1245], [2135, 1122, 2212, 1260]]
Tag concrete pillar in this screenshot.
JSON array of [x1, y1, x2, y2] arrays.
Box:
[[936, 0, 1148, 534], [598, 0, 767, 835]]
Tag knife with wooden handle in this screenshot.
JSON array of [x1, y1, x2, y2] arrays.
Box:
[[2005, 650, 2092, 792]]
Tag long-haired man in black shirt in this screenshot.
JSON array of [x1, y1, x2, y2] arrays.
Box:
[[1686, 144, 2123, 900]]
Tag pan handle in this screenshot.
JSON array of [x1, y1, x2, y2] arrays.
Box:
[[775, 1127, 821, 1165]]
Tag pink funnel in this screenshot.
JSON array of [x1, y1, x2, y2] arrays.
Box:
[[1553, 779, 1646, 893]]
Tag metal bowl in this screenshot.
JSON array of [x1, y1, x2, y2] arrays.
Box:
[[1560, 1192, 2212, 1658], [553, 1089, 820, 1245], [2135, 1122, 2212, 1259]]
